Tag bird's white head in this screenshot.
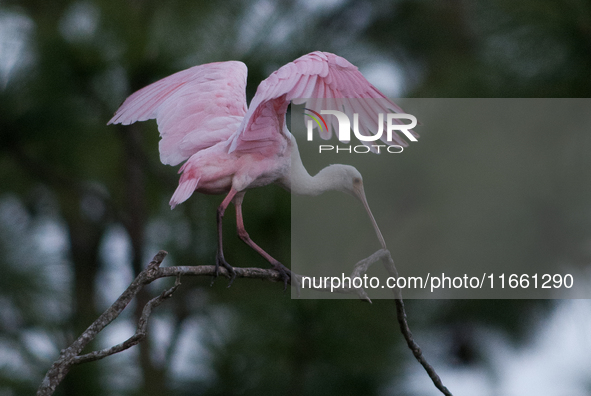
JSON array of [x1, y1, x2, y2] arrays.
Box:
[[322, 164, 363, 195]]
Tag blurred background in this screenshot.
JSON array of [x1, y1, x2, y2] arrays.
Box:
[[1, 0, 591, 395]]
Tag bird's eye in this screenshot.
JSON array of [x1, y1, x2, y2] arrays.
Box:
[[353, 177, 362, 185]]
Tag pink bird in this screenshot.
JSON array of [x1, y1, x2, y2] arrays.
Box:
[[108, 51, 416, 287]]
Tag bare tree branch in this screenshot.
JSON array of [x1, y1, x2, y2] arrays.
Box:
[[37, 251, 167, 396], [73, 275, 181, 365], [37, 249, 452, 396], [36, 251, 297, 396], [380, 253, 453, 396]]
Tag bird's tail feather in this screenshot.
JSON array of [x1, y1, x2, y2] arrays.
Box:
[[169, 177, 200, 209]]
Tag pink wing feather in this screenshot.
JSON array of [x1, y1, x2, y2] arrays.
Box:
[[108, 61, 248, 166], [228, 51, 416, 154]]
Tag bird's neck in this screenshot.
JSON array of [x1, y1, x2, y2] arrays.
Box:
[[286, 136, 342, 196]]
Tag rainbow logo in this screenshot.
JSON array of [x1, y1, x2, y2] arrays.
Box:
[[304, 108, 328, 132]]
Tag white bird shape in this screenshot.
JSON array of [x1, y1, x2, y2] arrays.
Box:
[[108, 51, 417, 287]]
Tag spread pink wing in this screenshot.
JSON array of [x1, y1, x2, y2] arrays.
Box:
[[108, 61, 248, 166], [227, 51, 416, 154]]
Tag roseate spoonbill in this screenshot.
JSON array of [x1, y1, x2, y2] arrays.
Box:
[[108, 51, 416, 287]]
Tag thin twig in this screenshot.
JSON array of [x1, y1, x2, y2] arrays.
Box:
[[73, 276, 181, 365], [380, 253, 453, 396], [295, 249, 452, 395]]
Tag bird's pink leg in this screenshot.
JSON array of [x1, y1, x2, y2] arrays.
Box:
[[233, 192, 292, 289], [215, 188, 238, 285]]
